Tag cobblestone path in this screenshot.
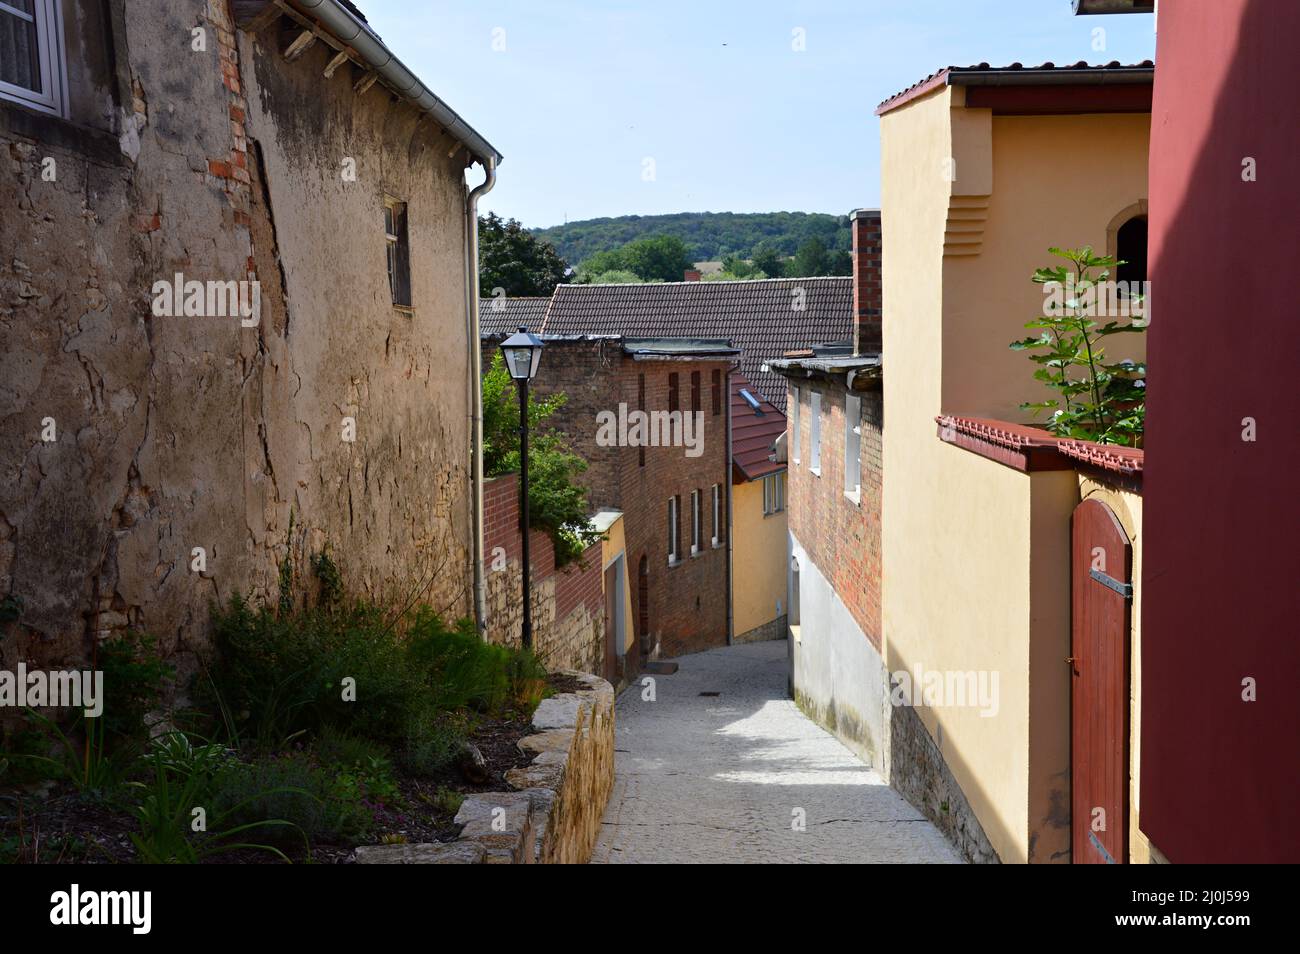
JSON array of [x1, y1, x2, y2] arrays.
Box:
[[592, 640, 961, 864]]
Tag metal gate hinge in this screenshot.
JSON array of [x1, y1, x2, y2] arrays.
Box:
[[1090, 568, 1133, 599]]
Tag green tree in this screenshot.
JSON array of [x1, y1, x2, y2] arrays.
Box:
[[619, 234, 695, 282], [719, 254, 760, 279], [751, 242, 786, 279], [478, 212, 570, 297], [789, 237, 829, 277], [481, 354, 602, 565], [575, 247, 629, 281]]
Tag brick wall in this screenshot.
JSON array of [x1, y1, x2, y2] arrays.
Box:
[[483, 473, 604, 674], [787, 378, 883, 648], [851, 209, 882, 354], [611, 357, 730, 658], [484, 337, 731, 659]]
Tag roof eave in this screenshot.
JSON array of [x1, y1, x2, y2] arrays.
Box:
[[273, 0, 503, 167]]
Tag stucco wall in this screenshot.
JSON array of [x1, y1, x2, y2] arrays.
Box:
[[1141, 0, 1300, 863], [0, 2, 475, 678], [789, 531, 888, 768], [880, 86, 1147, 862], [730, 477, 787, 640], [599, 512, 636, 658]]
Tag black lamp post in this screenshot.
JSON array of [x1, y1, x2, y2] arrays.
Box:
[[499, 325, 544, 650]]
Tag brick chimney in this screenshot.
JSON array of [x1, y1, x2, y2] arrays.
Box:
[[851, 208, 882, 354], [684, 269, 702, 282]]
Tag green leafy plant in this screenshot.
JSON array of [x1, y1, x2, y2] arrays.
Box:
[[310, 548, 343, 608], [1011, 246, 1147, 446], [482, 352, 602, 565], [11, 709, 130, 794], [127, 732, 304, 863]]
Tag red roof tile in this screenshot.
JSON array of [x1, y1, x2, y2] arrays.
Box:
[[732, 372, 786, 482]]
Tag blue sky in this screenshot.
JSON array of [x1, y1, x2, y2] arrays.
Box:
[[362, 1, 1155, 228]]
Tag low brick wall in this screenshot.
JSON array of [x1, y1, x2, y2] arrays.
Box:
[[352, 671, 615, 865], [483, 474, 604, 674]]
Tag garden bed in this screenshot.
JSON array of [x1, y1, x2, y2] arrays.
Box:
[[0, 595, 579, 864]]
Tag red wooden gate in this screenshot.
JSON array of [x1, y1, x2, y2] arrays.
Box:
[[1070, 498, 1132, 864]]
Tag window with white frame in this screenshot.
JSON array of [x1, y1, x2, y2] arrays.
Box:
[[790, 387, 801, 464], [844, 394, 862, 503], [0, 0, 66, 117], [667, 496, 679, 565], [809, 391, 822, 475], [763, 473, 786, 515], [690, 489, 701, 555], [711, 484, 721, 547]]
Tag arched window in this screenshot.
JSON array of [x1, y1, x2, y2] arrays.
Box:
[[1106, 201, 1149, 307], [1115, 215, 1148, 287]]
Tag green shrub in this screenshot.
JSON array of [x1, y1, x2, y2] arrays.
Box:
[[397, 709, 468, 778], [207, 596, 546, 773], [99, 631, 172, 747], [211, 750, 372, 846]]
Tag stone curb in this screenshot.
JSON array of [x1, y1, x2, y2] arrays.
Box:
[[350, 670, 615, 864]]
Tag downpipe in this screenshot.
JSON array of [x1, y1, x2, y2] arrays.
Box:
[[465, 158, 496, 633]]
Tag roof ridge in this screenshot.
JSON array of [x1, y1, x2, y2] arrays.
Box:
[[555, 276, 853, 289]]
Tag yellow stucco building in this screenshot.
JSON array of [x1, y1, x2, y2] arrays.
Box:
[[877, 64, 1152, 862]]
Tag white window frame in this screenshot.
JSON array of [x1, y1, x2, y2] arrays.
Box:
[[690, 489, 701, 555], [809, 391, 822, 476], [763, 473, 785, 515], [844, 394, 862, 504], [790, 386, 801, 464], [0, 0, 68, 117], [667, 496, 679, 565], [711, 484, 721, 547]]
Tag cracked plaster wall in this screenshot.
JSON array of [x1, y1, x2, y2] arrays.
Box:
[[0, 1, 474, 678]]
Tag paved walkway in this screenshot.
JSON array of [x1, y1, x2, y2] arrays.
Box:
[[591, 640, 961, 864]]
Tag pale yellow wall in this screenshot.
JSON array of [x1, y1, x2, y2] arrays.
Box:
[[731, 477, 789, 637], [881, 85, 1149, 862], [943, 112, 1150, 418], [600, 514, 636, 655], [1076, 478, 1147, 863]]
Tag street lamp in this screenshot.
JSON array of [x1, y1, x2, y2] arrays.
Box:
[[499, 325, 545, 650]]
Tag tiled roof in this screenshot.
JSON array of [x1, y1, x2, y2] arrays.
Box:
[[731, 372, 786, 482], [540, 279, 854, 412], [1057, 439, 1144, 476], [479, 297, 550, 336], [876, 60, 1155, 115]]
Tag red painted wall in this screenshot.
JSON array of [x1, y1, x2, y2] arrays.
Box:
[[1141, 0, 1300, 862]]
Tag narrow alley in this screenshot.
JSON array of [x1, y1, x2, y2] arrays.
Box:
[[592, 641, 961, 864]]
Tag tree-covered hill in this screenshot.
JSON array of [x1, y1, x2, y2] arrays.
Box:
[[531, 211, 852, 266]]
